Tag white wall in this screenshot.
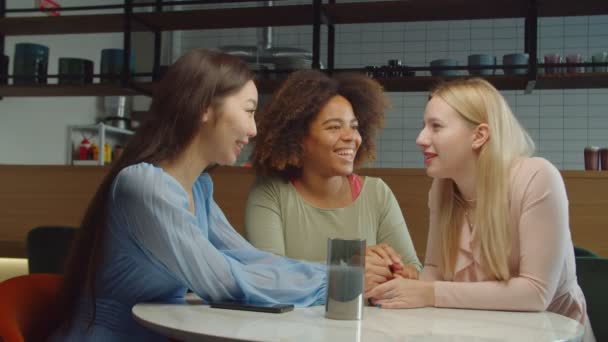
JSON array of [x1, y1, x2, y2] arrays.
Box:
[[1, 0, 126, 164]]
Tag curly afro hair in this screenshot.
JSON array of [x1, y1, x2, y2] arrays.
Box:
[[250, 70, 388, 181]]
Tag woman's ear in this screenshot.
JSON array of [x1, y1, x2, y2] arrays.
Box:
[[201, 107, 214, 124], [287, 153, 301, 168], [472, 123, 490, 150]]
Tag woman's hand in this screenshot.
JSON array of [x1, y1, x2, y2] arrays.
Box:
[[365, 244, 401, 291], [393, 263, 419, 280], [366, 243, 402, 267], [365, 252, 392, 291], [364, 244, 420, 291], [365, 277, 435, 309]]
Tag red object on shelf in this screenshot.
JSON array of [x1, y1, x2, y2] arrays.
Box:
[[36, 0, 61, 16], [78, 137, 91, 160]]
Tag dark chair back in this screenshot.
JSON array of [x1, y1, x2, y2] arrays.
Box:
[[576, 256, 608, 342], [26, 226, 77, 274], [574, 246, 598, 258]]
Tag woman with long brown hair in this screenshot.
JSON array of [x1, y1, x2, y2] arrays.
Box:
[[50, 49, 326, 341]]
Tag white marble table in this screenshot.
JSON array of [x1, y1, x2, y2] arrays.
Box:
[[132, 299, 584, 342]]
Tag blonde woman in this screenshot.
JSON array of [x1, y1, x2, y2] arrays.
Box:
[[365, 78, 594, 341]]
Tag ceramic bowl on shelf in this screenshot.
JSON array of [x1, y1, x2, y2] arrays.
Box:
[[467, 54, 496, 76], [430, 59, 460, 76], [502, 53, 529, 75]]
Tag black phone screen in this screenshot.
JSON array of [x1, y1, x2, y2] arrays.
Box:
[[209, 301, 294, 314]]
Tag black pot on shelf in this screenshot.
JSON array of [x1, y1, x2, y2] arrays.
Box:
[[13, 43, 49, 85], [100, 49, 135, 84], [58, 58, 94, 85]]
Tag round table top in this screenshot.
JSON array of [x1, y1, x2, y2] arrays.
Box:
[[132, 300, 584, 342]]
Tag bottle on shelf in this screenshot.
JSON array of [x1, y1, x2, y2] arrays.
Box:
[[78, 136, 91, 160]]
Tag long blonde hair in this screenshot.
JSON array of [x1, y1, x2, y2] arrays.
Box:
[[432, 78, 534, 281]]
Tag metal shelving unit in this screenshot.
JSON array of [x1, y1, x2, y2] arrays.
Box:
[[1, 0, 608, 95], [68, 123, 134, 166]]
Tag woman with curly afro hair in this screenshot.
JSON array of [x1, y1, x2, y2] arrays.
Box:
[[246, 70, 421, 289]]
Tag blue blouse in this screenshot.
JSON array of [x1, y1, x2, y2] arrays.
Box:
[[51, 163, 327, 341]]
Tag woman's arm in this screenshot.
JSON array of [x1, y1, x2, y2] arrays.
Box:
[[420, 179, 443, 281], [375, 179, 422, 271], [112, 165, 325, 306], [433, 159, 570, 311], [368, 159, 571, 311], [244, 178, 287, 256]]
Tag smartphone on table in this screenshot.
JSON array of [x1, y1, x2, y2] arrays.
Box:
[[209, 301, 294, 314]]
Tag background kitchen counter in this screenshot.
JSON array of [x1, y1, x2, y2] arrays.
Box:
[[0, 165, 606, 258]]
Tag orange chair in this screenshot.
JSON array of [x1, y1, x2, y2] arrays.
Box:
[[0, 274, 62, 342]]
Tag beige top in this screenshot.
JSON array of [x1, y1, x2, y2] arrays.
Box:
[[245, 176, 421, 267], [421, 157, 588, 325]]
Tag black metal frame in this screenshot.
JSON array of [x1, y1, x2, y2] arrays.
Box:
[[2, 0, 608, 96], [524, 0, 538, 93], [326, 0, 335, 73], [0, 0, 4, 99], [0, 0, 4, 58], [153, 0, 162, 81], [4, 0, 265, 13], [312, 0, 321, 70], [0, 0, 271, 97], [123, 0, 133, 88]]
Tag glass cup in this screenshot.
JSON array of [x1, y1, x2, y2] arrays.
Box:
[[584, 146, 600, 171], [592, 52, 608, 72], [600, 148, 608, 171], [544, 53, 562, 75], [325, 238, 366, 320], [566, 53, 584, 74]]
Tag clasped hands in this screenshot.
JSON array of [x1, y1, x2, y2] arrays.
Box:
[[364, 244, 434, 309]]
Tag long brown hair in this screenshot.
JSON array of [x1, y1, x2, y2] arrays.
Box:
[[56, 49, 253, 330], [250, 70, 387, 180]]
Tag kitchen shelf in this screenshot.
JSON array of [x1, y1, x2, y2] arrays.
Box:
[[0, 83, 154, 97], [2, 0, 608, 36], [324, 0, 608, 24], [536, 73, 608, 90], [0, 13, 143, 35], [323, 0, 528, 24], [2, 0, 608, 96], [2, 73, 608, 96], [0, 4, 314, 36], [374, 75, 528, 92]]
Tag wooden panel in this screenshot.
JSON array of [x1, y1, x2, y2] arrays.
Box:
[[561, 171, 608, 257], [0, 165, 108, 257], [1, 165, 607, 258]]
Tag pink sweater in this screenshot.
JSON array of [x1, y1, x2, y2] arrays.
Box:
[[421, 157, 587, 324]]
